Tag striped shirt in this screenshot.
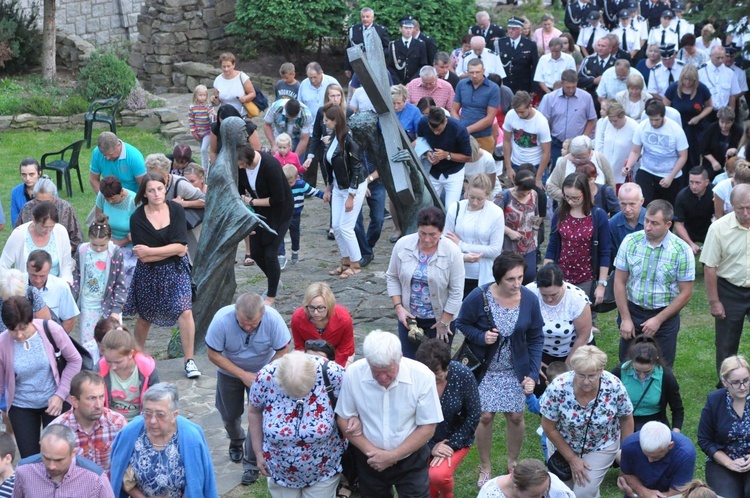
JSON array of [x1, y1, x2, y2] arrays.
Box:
[[51, 408, 127, 477], [188, 104, 214, 138], [0, 474, 14, 497], [291, 178, 323, 214], [614, 230, 695, 309], [13, 455, 114, 498]]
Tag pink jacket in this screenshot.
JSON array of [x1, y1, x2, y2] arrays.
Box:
[[98, 352, 159, 410], [0, 319, 82, 406]]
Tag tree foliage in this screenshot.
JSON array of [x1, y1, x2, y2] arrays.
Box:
[[0, 0, 40, 74], [228, 0, 348, 63], [76, 50, 136, 101], [356, 0, 476, 53]]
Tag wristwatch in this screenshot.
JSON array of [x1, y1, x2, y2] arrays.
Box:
[[597, 279, 608, 287], [447, 153, 452, 161], [368, 175, 374, 183]]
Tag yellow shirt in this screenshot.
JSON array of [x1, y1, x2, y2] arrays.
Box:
[[700, 213, 750, 287]]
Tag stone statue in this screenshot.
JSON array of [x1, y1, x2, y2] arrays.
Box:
[[168, 116, 273, 355], [347, 28, 442, 235]]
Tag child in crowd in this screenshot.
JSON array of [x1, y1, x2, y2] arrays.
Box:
[[278, 164, 324, 267], [72, 215, 128, 362], [275, 62, 300, 100], [0, 432, 15, 495], [96, 319, 160, 422], [525, 361, 570, 461], [273, 133, 304, 174], [188, 84, 215, 170]]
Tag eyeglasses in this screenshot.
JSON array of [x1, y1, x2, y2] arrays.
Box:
[[306, 305, 328, 314], [563, 194, 583, 202], [726, 378, 750, 389], [142, 409, 170, 421], [575, 372, 601, 382], [305, 339, 329, 349]]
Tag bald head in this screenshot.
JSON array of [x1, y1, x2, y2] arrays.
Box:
[[470, 36, 486, 55]]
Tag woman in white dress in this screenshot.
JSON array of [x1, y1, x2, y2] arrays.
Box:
[[478, 458, 575, 498]]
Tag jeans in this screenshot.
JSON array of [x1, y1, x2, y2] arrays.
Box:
[[355, 181, 386, 258], [279, 212, 302, 256], [215, 371, 257, 471]]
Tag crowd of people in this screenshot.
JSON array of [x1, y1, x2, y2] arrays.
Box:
[[0, 1, 748, 497]]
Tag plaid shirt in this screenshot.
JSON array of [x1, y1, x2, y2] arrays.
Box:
[[406, 77, 455, 110], [614, 230, 695, 309], [14, 455, 114, 498], [52, 408, 127, 477]]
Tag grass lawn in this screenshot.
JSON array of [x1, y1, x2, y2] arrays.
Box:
[[0, 128, 169, 248]]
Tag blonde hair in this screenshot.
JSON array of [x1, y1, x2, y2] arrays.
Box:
[[607, 102, 626, 118], [390, 84, 409, 103], [677, 64, 700, 99], [282, 164, 298, 182], [626, 73, 644, 90], [192, 85, 209, 105], [301, 282, 336, 319], [468, 173, 494, 196], [275, 351, 317, 399], [275, 133, 292, 148], [679, 480, 717, 498], [570, 345, 607, 373], [720, 355, 750, 380], [101, 327, 137, 356]]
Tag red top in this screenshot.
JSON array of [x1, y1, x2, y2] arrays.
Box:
[[291, 304, 355, 367], [557, 215, 594, 285]]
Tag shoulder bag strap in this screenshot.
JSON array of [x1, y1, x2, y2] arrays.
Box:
[[632, 376, 656, 412], [579, 376, 602, 457], [42, 319, 61, 356], [454, 201, 461, 227], [321, 360, 336, 408]]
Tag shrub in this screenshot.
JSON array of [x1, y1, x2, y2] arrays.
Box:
[[57, 95, 89, 116], [124, 86, 148, 111], [76, 50, 136, 102], [0, 0, 40, 74], [24, 94, 54, 116]]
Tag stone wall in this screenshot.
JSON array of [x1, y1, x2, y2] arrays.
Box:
[[55, 31, 96, 71], [18, 0, 142, 45], [129, 0, 236, 94]]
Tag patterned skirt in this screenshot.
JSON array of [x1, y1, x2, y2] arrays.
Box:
[[123, 256, 192, 327]]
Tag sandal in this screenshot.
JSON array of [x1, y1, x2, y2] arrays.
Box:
[[477, 467, 491, 488], [328, 264, 350, 276], [339, 267, 361, 279], [243, 255, 254, 266]]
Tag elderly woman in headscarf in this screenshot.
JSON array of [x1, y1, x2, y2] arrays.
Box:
[[14, 176, 83, 257], [546, 135, 616, 204]]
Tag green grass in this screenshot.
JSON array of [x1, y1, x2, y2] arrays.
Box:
[[0, 76, 89, 116], [0, 128, 170, 246]]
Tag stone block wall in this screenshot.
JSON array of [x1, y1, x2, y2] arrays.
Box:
[[129, 0, 237, 94], [55, 31, 96, 71]]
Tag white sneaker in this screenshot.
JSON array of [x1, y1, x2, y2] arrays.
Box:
[[185, 359, 201, 379], [278, 255, 287, 270]]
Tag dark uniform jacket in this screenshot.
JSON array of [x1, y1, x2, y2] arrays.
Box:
[[578, 54, 616, 90], [469, 23, 507, 46], [416, 31, 438, 66], [640, 0, 669, 30], [496, 36, 540, 93], [345, 23, 390, 72], [565, 0, 598, 39], [387, 37, 428, 84]]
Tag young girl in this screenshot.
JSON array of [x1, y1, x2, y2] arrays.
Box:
[[272, 133, 304, 175], [97, 323, 160, 422], [72, 214, 127, 362], [188, 85, 215, 171]]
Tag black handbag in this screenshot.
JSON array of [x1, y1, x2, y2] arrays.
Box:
[[547, 377, 601, 482], [589, 207, 617, 313], [42, 319, 94, 374], [452, 340, 483, 372], [454, 288, 504, 382], [175, 178, 204, 229]]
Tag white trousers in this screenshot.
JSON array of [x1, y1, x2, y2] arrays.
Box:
[[267, 474, 340, 498], [331, 182, 367, 262], [429, 170, 464, 208]]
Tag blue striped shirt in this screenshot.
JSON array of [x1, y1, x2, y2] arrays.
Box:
[[291, 179, 323, 213]]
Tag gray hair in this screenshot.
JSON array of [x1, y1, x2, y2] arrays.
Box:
[[360, 7, 373, 15], [33, 176, 58, 198], [306, 62, 323, 74], [0, 269, 27, 301], [569, 135, 593, 155], [41, 424, 76, 452], [145, 153, 171, 175], [476, 10, 490, 21], [615, 59, 631, 70], [275, 351, 317, 399], [143, 382, 179, 411], [363, 330, 402, 367], [97, 132, 120, 155], [548, 37, 563, 50], [235, 292, 265, 319], [419, 65, 437, 79], [434, 52, 451, 65], [639, 421, 672, 453], [618, 182, 643, 200], [731, 183, 750, 207], [390, 84, 409, 103]]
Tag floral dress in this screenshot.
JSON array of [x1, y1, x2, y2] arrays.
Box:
[[249, 355, 345, 488], [499, 189, 539, 256], [130, 429, 186, 498], [478, 288, 524, 414]]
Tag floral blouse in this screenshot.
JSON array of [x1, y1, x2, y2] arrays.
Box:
[[540, 371, 633, 454], [724, 391, 750, 460], [249, 355, 345, 488], [130, 429, 185, 498]]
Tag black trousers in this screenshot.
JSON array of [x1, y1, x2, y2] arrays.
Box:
[[10, 403, 69, 458], [249, 219, 291, 298], [635, 169, 681, 207], [706, 459, 750, 498], [353, 444, 430, 498], [715, 278, 750, 378]]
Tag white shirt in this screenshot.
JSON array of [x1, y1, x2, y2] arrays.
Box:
[[614, 23, 643, 53], [694, 37, 721, 55], [597, 67, 642, 100], [534, 53, 577, 88], [616, 88, 653, 119], [350, 87, 375, 113], [298, 74, 341, 116], [714, 177, 734, 215], [594, 115, 639, 184], [456, 48, 506, 78], [463, 149, 497, 179], [335, 357, 443, 451], [728, 63, 749, 93], [698, 62, 742, 109], [26, 273, 80, 321], [577, 24, 610, 51], [631, 16, 649, 41], [502, 109, 552, 166], [647, 25, 679, 47], [728, 18, 750, 59], [632, 118, 688, 178], [647, 60, 685, 97], [670, 18, 694, 42]]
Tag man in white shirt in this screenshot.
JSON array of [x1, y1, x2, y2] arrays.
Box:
[[623, 99, 688, 205], [456, 36, 506, 78], [578, 11, 611, 57], [25, 250, 79, 332], [647, 10, 679, 47], [598, 59, 643, 101], [503, 91, 552, 184], [534, 37, 577, 94], [297, 62, 341, 117], [725, 45, 748, 95], [615, 8, 644, 59], [647, 44, 684, 99], [698, 46, 741, 113], [669, 2, 693, 47], [336, 330, 442, 498]]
